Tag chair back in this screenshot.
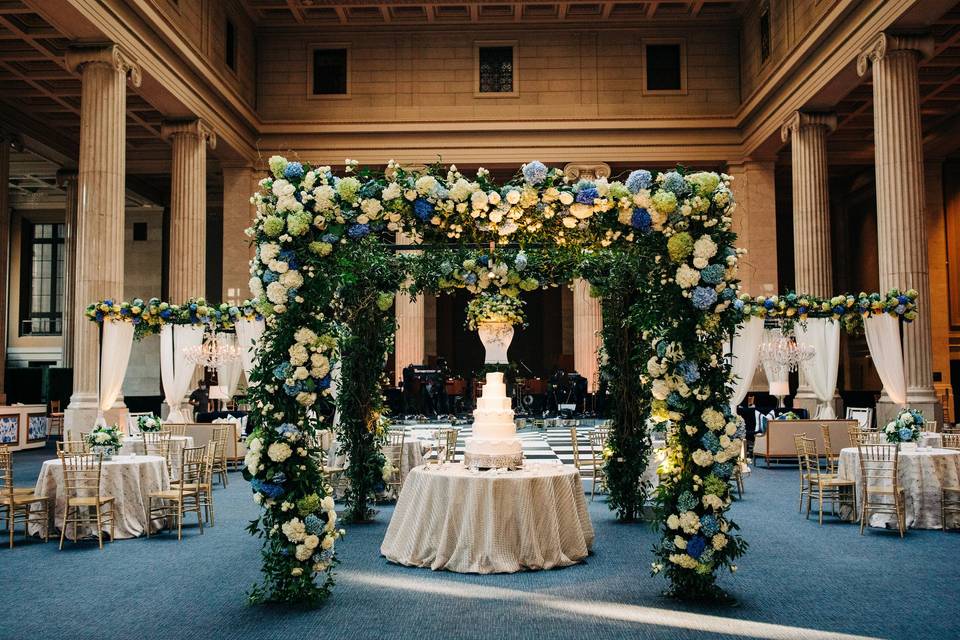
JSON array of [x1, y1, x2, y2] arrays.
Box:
[[799, 437, 825, 482], [0, 446, 14, 500], [846, 407, 873, 430], [442, 428, 458, 462], [202, 445, 216, 485], [794, 433, 806, 467], [211, 426, 229, 464], [925, 420, 938, 434], [587, 429, 607, 469], [856, 442, 899, 488], [387, 429, 405, 447], [57, 439, 88, 454], [59, 451, 104, 500], [819, 424, 836, 472], [178, 446, 206, 490], [942, 434, 960, 450], [569, 427, 583, 469], [142, 431, 172, 470], [164, 423, 187, 437]]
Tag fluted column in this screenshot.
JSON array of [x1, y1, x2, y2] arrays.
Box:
[[565, 162, 609, 392], [394, 231, 425, 385], [57, 169, 79, 368], [858, 33, 939, 420], [781, 111, 836, 297], [63, 44, 141, 432], [0, 131, 21, 403], [162, 119, 216, 302]]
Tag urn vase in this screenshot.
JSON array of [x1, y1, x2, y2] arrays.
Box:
[[477, 322, 514, 364]]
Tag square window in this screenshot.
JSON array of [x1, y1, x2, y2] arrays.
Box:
[[133, 222, 148, 242], [312, 48, 348, 95], [645, 44, 682, 92], [226, 18, 237, 71], [478, 45, 515, 94]]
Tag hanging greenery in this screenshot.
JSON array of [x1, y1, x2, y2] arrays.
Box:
[[85, 296, 260, 339]]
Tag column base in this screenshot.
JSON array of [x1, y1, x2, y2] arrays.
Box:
[[64, 393, 129, 435], [875, 394, 942, 430]]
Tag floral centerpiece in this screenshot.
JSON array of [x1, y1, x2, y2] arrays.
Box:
[[137, 415, 162, 433], [775, 411, 800, 421], [86, 424, 122, 458], [465, 292, 526, 331], [884, 409, 923, 444]]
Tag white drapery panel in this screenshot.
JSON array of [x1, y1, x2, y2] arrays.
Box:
[[728, 316, 764, 412], [160, 324, 204, 423], [216, 332, 244, 398], [235, 317, 265, 383], [96, 320, 135, 427], [796, 318, 840, 419], [864, 314, 907, 406]]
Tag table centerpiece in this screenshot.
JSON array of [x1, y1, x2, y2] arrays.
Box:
[[86, 424, 122, 459], [137, 415, 163, 433], [883, 408, 923, 449]]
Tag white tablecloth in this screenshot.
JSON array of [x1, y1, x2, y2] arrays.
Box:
[[920, 433, 943, 448], [119, 435, 195, 479], [381, 463, 594, 573], [328, 436, 430, 476], [837, 446, 960, 529], [31, 455, 170, 540]]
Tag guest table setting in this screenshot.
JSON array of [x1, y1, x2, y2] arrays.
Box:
[[30, 454, 170, 540], [119, 435, 195, 479], [381, 462, 594, 574]]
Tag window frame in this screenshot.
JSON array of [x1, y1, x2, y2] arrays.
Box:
[[18, 220, 65, 337], [641, 38, 687, 96], [759, 1, 772, 64], [225, 17, 238, 72], [306, 43, 352, 100], [474, 40, 519, 98]]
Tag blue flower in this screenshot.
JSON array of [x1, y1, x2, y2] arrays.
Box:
[[304, 514, 324, 536], [701, 432, 720, 453], [897, 295, 908, 305], [667, 392, 684, 409], [283, 162, 304, 181], [262, 270, 278, 284], [575, 187, 599, 204], [713, 462, 733, 479], [250, 479, 285, 500], [321, 233, 340, 244], [691, 287, 718, 311], [478, 255, 489, 267], [465, 273, 478, 285], [413, 198, 435, 221], [359, 180, 382, 200], [275, 423, 299, 437], [661, 171, 690, 197], [700, 264, 725, 285], [318, 375, 332, 390], [677, 491, 697, 512], [630, 208, 652, 232], [656, 341, 668, 358], [522, 160, 548, 185], [686, 535, 707, 559], [283, 381, 303, 396], [700, 514, 720, 536], [347, 224, 370, 239], [763, 298, 775, 310], [898, 427, 914, 441], [895, 304, 906, 314], [273, 362, 291, 381], [625, 169, 652, 194], [721, 288, 736, 301], [676, 360, 700, 383]]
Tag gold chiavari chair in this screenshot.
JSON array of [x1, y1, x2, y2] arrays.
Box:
[[925, 421, 939, 434], [210, 426, 229, 487], [147, 446, 204, 540], [383, 429, 405, 495], [800, 437, 855, 525], [942, 425, 960, 435], [943, 434, 960, 451], [56, 440, 88, 455], [142, 431, 173, 478], [587, 429, 609, 501], [857, 442, 906, 538], [569, 427, 596, 498], [0, 447, 50, 547], [794, 434, 811, 512], [164, 423, 187, 437], [431, 427, 458, 464], [820, 424, 840, 474], [316, 429, 345, 486], [198, 445, 216, 526], [58, 451, 115, 549], [942, 434, 960, 530], [444, 428, 459, 463]]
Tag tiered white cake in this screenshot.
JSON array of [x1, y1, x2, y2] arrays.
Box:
[[463, 372, 523, 469]]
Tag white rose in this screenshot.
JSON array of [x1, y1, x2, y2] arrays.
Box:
[[321, 496, 335, 512], [505, 190, 521, 205], [558, 191, 574, 206], [382, 182, 401, 200], [321, 536, 335, 550], [470, 190, 488, 210]]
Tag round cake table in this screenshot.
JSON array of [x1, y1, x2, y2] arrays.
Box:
[[837, 446, 960, 529], [30, 454, 170, 540], [381, 463, 594, 573]]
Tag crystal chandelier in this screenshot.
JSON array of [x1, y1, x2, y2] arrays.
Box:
[[758, 326, 816, 383], [183, 331, 241, 369]]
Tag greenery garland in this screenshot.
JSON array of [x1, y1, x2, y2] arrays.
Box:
[[85, 297, 260, 339]]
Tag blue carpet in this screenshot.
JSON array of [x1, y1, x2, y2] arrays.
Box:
[[3, 445, 959, 640]]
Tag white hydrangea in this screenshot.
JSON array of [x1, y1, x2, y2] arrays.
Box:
[[267, 441, 292, 463], [248, 276, 263, 299], [295, 328, 318, 345], [692, 449, 714, 467], [268, 259, 289, 274], [675, 264, 701, 289], [259, 243, 281, 263], [415, 175, 437, 196], [321, 496, 335, 512], [280, 270, 303, 289], [651, 379, 671, 400], [558, 191, 574, 206], [679, 511, 700, 534], [448, 178, 475, 202], [288, 343, 309, 366], [667, 514, 680, 530], [702, 408, 725, 431], [282, 518, 306, 543], [266, 282, 287, 305], [693, 234, 718, 260], [470, 190, 488, 210], [272, 179, 295, 198], [382, 182, 401, 200], [360, 198, 383, 218], [295, 545, 312, 561]]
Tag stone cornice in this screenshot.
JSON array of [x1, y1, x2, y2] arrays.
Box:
[[780, 111, 838, 144], [857, 32, 936, 76], [160, 119, 217, 149], [65, 43, 142, 88]]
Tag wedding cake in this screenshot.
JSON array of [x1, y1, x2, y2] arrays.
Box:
[[463, 372, 523, 469]]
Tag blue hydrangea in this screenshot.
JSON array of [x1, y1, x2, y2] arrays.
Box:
[[273, 362, 292, 381], [465, 273, 478, 285], [347, 224, 370, 239], [250, 479, 285, 500], [318, 375, 332, 390], [899, 427, 914, 441], [625, 169, 652, 194], [283, 162, 304, 181], [478, 255, 490, 267], [321, 233, 340, 244], [713, 462, 733, 480], [701, 432, 721, 453], [304, 514, 324, 536], [522, 161, 548, 185], [676, 360, 700, 383], [677, 491, 698, 512], [272, 472, 287, 484], [575, 187, 599, 205], [897, 294, 909, 305], [763, 298, 775, 310], [661, 171, 690, 197], [721, 288, 736, 301], [283, 381, 303, 396], [262, 270, 279, 284], [700, 515, 720, 537], [413, 198, 435, 221], [895, 304, 906, 314], [667, 392, 684, 409], [276, 423, 299, 437], [733, 298, 744, 310], [656, 341, 668, 358], [630, 208, 652, 232], [691, 286, 718, 311], [359, 180, 382, 199], [700, 264, 726, 285], [686, 534, 707, 559]]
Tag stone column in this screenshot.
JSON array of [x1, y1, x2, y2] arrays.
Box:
[[394, 231, 425, 386], [724, 161, 778, 298], [221, 165, 256, 303], [780, 112, 839, 416], [924, 161, 952, 421], [161, 119, 216, 302], [857, 33, 940, 423], [565, 162, 610, 393], [0, 132, 21, 403], [63, 44, 141, 432], [56, 169, 79, 368]]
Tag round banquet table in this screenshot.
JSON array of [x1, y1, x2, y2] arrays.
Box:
[[837, 446, 960, 529], [919, 432, 943, 449], [119, 435, 195, 479], [381, 463, 594, 573], [30, 455, 170, 540]]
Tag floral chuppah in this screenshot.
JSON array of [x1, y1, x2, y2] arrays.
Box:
[[245, 156, 747, 604]]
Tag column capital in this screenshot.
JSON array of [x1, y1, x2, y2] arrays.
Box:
[[56, 168, 78, 188], [161, 119, 217, 150], [563, 162, 611, 181], [856, 32, 935, 77], [780, 111, 837, 143], [66, 43, 142, 87]]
